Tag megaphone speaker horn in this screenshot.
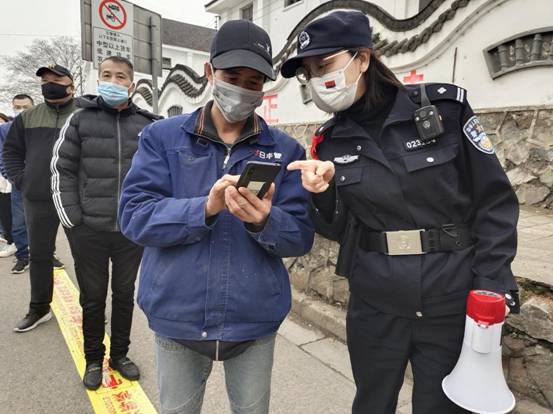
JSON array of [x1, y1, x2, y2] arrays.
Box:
[[442, 290, 516, 414]]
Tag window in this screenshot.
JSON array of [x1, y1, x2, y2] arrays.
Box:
[[284, 0, 302, 7], [484, 27, 553, 79], [167, 105, 183, 117], [162, 57, 172, 70], [241, 3, 253, 21]]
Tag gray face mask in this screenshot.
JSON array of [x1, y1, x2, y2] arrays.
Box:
[[212, 77, 264, 123]]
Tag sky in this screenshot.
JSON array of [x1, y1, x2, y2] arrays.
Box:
[[0, 0, 215, 112]]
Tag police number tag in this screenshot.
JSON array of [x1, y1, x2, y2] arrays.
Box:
[[463, 116, 495, 154]]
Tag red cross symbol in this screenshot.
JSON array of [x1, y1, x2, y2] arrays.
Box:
[[403, 70, 424, 84]]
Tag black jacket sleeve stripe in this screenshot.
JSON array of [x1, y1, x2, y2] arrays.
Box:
[[51, 113, 76, 228]]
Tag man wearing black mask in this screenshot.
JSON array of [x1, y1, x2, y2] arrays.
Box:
[[4, 64, 78, 332]]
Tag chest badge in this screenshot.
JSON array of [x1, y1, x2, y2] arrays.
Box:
[[463, 115, 495, 154], [333, 154, 359, 165], [403, 138, 437, 152]]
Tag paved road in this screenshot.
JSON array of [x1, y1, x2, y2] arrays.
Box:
[[4, 204, 552, 413], [0, 230, 414, 414]]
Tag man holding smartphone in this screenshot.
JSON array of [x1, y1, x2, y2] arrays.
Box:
[[119, 19, 314, 414]]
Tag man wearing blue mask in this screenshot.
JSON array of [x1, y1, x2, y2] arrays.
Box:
[[118, 20, 314, 414], [51, 56, 161, 390]]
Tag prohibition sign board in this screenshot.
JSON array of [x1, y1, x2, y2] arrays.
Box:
[[91, 0, 134, 68], [99, 0, 127, 30]]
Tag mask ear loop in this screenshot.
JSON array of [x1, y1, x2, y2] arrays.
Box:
[[342, 51, 359, 72], [344, 52, 363, 87], [208, 63, 218, 87], [313, 50, 359, 80]]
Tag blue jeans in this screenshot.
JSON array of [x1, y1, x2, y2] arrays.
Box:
[[10, 188, 28, 259], [155, 333, 276, 414]]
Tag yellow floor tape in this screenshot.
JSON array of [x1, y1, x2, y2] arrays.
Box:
[[51, 268, 158, 414]]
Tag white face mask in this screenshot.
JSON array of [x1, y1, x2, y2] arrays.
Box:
[[309, 52, 362, 113], [212, 77, 265, 123]]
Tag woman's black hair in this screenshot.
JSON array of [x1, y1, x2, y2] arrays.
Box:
[[350, 49, 405, 111]]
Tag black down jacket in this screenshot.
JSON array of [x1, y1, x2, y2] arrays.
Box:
[[51, 95, 161, 232]]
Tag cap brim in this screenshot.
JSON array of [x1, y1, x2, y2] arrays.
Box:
[[212, 49, 276, 81], [35, 67, 72, 79], [280, 46, 344, 78]]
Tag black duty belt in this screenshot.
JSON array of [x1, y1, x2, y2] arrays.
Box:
[[359, 224, 472, 256]]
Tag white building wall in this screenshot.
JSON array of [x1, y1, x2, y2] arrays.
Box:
[[161, 45, 209, 76], [254, 0, 553, 125], [138, 0, 552, 122]]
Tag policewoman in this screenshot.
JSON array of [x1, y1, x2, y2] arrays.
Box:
[[284, 10, 519, 414]]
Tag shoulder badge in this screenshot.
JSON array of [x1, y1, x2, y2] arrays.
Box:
[[463, 115, 495, 154]]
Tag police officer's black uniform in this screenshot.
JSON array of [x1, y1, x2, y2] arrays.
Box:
[[281, 10, 519, 414]]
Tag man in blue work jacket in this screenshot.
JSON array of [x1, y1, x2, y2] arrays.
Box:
[[119, 19, 314, 414]]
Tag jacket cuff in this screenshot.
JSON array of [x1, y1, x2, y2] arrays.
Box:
[[473, 276, 506, 294], [246, 206, 283, 252], [505, 291, 520, 314], [185, 196, 215, 230], [473, 277, 520, 315]]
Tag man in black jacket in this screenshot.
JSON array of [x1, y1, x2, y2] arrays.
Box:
[[4, 64, 77, 333], [51, 56, 160, 390]]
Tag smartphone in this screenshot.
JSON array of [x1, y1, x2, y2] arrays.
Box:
[[236, 161, 281, 199]]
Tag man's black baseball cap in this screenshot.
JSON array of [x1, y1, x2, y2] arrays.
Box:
[[36, 64, 74, 81], [210, 20, 276, 81], [281, 10, 373, 78]]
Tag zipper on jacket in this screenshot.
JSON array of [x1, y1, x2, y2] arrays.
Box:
[[195, 133, 259, 172], [215, 340, 220, 361], [222, 146, 231, 169], [115, 112, 122, 231]]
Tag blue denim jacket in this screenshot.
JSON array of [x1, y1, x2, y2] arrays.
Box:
[[119, 107, 314, 341]]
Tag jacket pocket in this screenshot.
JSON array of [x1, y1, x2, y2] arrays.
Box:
[[334, 166, 363, 188], [401, 144, 460, 203], [402, 144, 459, 173], [166, 147, 216, 198], [228, 251, 287, 323]]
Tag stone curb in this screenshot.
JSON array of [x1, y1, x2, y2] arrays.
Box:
[[291, 286, 417, 382], [291, 286, 347, 342], [291, 287, 553, 412]]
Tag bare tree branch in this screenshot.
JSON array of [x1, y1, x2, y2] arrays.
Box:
[[0, 36, 88, 107]]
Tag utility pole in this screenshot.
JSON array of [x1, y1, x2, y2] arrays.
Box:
[[150, 15, 160, 114]]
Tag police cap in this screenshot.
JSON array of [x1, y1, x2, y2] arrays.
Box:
[[281, 10, 372, 78]]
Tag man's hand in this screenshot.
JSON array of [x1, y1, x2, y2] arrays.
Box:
[[287, 160, 335, 193], [225, 183, 275, 228], [205, 175, 238, 218]]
